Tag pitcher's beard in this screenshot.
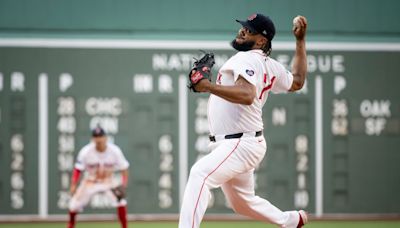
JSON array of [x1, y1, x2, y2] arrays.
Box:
[[231, 39, 255, 52]]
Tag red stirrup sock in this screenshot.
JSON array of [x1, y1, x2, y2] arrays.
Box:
[[117, 205, 128, 228], [67, 211, 77, 228]]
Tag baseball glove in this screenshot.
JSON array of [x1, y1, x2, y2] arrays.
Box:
[[111, 185, 126, 201], [188, 51, 215, 92]]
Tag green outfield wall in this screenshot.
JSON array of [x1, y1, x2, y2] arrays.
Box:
[[0, 42, 399, 217], [0, 0, 399, 41], [0, 0, 399, 219]]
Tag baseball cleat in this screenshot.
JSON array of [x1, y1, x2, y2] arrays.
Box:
[[297, 210, 308, 227]]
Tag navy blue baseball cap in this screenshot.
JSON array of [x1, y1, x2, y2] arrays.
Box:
[[236, 13, 276, 41], [92, 126, 106, 137]]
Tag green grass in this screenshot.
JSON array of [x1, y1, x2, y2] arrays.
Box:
[[1, 221, 400, 228]]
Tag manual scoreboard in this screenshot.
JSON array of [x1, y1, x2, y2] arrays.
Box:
[[0, 43, 399, 216]]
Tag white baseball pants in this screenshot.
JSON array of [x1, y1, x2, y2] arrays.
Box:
[[179, 136, 300, 228], [69, 179, 126, 212]]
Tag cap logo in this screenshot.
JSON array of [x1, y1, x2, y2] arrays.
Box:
[[248, 14, 257, 21], [262, 30, 267, 35], [246, 69, 255, 76], [92, 126, 105, 137]]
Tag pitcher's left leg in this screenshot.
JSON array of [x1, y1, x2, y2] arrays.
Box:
[[222, 170, 300, 228]]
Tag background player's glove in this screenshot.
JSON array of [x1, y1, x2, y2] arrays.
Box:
[[111, 185, 126, 201], [188, 51, 215, 92]]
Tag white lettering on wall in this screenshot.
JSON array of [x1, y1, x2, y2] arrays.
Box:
[[133, 74, 153, 93], [59, 73, 74, 92], [85, 97, 122, 116], [360, 100, 391, 118], [57, 96, 76, 209], [158, 74, 173, 93], [276, 54, 345, 73], [272, 107, 287, 126], [334, 76, 346, 95], [10, 134, 24, 209], [360, 99, 391, 136], [158, 134, 174, 209], [332, 99, 348, 136], [294, 134, 309, 209], [11, 72, 25, 92], [152, 53, 229, 71]]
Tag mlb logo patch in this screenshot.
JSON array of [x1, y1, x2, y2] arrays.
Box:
[[246, 69, 255, 76]]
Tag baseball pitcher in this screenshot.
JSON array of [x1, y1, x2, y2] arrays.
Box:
[[67, 127, 129, 228], [182, 13, 308, 228]]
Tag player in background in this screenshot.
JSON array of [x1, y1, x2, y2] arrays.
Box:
[[179, 14, 308, 228], [67, 127, 129, 228]]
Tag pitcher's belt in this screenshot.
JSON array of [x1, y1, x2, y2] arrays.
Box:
[[209, 131, 262, 142]]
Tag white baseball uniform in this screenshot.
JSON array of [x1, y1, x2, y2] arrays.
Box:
[[69, 142, 129, 212], [179, 49, 301, 228]]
